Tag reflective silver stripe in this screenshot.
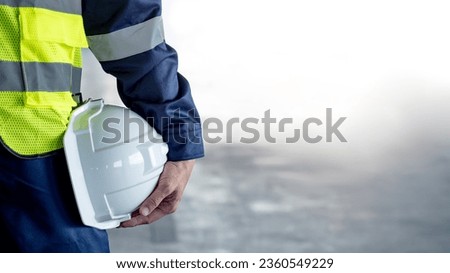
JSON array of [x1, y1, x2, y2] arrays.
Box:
[[87, 16, 165, 62], [0, 0, 81, 14], [0, 61, 79, 92], [0, 61, 24, 91], [71, 66, 82, 94]]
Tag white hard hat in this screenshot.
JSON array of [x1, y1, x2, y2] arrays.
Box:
[[64, 99, 168, 229]]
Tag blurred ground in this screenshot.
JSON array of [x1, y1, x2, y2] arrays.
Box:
[[108, 143, 450, 253]]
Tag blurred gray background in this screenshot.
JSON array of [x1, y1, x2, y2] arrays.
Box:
[[81, 0, 450, 252]]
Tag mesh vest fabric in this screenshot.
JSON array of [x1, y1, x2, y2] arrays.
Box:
[[0, 3, 87, 156]]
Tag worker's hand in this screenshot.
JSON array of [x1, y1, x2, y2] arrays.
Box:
[[120, 159, 195, 228]]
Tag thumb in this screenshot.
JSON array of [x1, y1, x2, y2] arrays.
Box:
[[138, 186, 168, 216]]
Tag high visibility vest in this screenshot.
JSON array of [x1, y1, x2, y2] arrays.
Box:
[[0, 1, 88, 157]]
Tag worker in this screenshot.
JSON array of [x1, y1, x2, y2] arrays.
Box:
[[0, 0, 204, 252]]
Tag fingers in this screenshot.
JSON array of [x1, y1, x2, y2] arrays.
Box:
[[122, 192, 180, 227], [119, 159, 196, 228], [120, 208, 166, 228], [139, 183, 171, 217], [120, 183, 173, 228], [139, 160, 193, 216]]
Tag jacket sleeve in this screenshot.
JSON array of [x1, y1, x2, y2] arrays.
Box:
[[81, 0, 204, 161]]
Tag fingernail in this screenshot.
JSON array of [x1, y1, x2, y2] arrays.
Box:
[[141, 207, 150, 216]]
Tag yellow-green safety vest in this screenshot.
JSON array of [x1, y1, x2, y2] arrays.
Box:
[[0, 0, 88, 157]]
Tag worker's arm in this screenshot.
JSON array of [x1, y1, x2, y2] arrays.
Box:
[[82, 0, 204, 227]]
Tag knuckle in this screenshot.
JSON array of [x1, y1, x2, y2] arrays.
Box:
[[146, 198, 159, 209], [161, 187, 174, 197], [166, 203, 178, 214]]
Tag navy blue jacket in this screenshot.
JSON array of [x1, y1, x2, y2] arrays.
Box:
[[82, 0, 204, 161]]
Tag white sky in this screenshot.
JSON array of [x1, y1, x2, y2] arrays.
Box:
[[163, 0, 450, 152]]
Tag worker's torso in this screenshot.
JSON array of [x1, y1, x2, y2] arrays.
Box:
[[0, 0, 87, 157]]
